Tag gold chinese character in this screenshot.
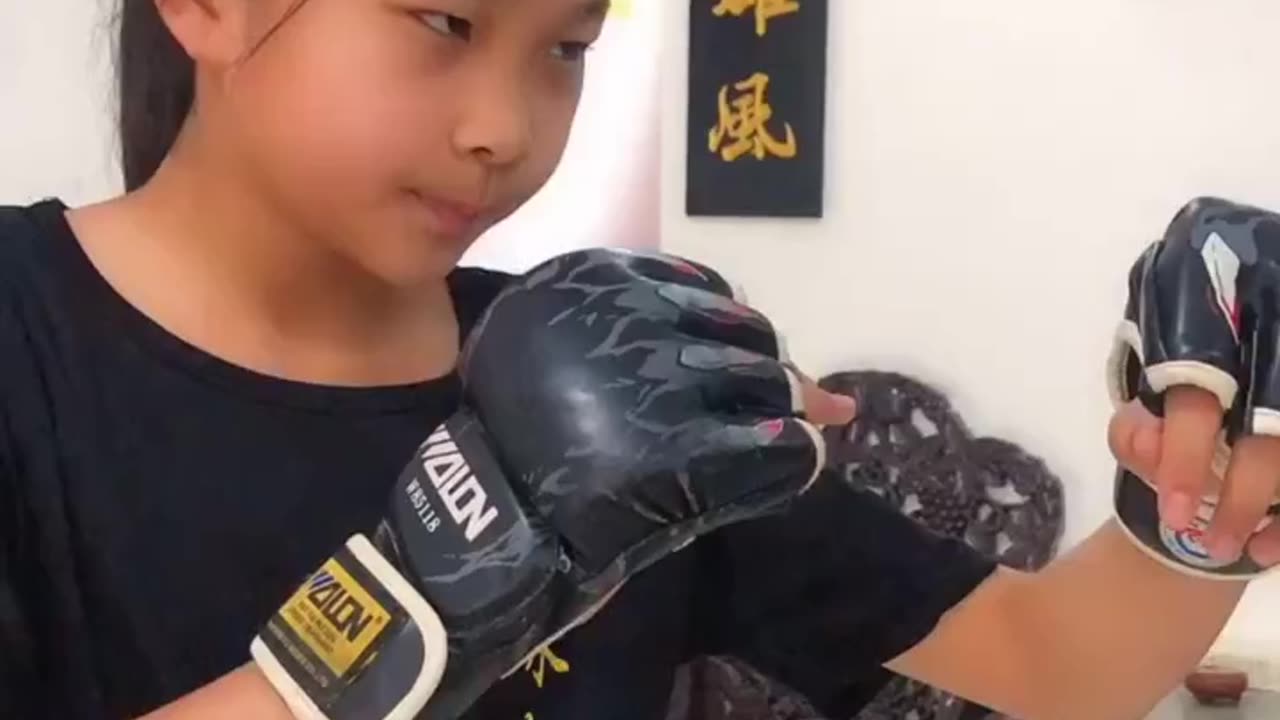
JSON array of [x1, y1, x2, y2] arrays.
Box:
[[523, 645, 571, 689], [712, 0, 800, 37], [708, 72, 798, 162]]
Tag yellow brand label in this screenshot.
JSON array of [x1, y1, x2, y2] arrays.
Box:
[[278, 558, 390, 677]]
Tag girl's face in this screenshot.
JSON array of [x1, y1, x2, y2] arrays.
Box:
[[202, 0, 608, 284]]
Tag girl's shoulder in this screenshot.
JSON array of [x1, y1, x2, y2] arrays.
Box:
[[0, 198, 61, 327], [0, 199, 82, 343], [0, 198, 68, 295], [0, 198, 56, 262], [0, 200, 65, 553]]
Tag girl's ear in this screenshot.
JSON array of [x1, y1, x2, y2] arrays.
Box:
[[154, 0, 250, 68]]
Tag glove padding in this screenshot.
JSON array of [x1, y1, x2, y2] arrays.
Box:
[[378, 248, 824, 718], [1108, 196, 1280, 579], [254, 249, 822, 719]]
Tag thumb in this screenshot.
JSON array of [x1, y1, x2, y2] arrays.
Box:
[[1108, 400, 1163, 480], [800, 379, 857, 426]]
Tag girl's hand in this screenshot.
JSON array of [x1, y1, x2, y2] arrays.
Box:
[[798, 372, 858, 426], [1109, 390, 1280, 568]]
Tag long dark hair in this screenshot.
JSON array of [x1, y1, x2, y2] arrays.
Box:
[[116, 0, 195, 192], [115, 0, 311, 191]]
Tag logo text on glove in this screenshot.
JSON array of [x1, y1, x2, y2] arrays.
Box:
[[276, 558, 391, 678], [413, 428, 500, 543], [307, 570, 377, 643]]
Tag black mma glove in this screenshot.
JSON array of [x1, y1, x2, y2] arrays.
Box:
[[1108, 196, 1280, 579], [251, 249, 826, 719]]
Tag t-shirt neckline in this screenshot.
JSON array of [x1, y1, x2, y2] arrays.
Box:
[[28, 198, 463, 415]]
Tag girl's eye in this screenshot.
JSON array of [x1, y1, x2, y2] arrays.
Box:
[[417, 11, 472, 41], [551, 41, 594, 63]]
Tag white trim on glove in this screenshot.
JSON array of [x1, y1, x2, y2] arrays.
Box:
[[1108, 320, 1239, 411], [795, 417, 827, 495], [251, 534, 449, 720], [780, 364, 827, 495]]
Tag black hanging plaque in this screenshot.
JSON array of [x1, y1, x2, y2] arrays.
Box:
[[686, 0, 829, 218]]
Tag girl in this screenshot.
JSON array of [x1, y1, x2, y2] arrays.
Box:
[[0, 1, 1269, 719]]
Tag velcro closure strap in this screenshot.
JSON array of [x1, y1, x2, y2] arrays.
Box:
[[251, 534, 448, 720]]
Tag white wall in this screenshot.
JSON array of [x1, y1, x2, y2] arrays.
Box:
[[661, 0, 1280, 670], [0, 0, 120, 204]]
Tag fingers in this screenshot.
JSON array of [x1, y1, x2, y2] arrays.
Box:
[[680, 344, 795, 415], [1108, 400, 1163, 479], [800, 377, 857, 427], [612, 249, 736, 297], [692, 415, 827, 505], [1247, 521, 1280, 567], [658, 283, 782, 359], [679, 344, 855, 426], [1208, 436, 1280, 562], [1157, 386, 1224, 530]]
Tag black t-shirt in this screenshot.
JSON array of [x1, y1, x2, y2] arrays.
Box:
[[0, 199, 996, 720]]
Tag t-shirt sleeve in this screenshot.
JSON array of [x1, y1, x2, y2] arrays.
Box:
[[693, 471, 997, 716], [0, 353, 35, 717], [0, 446, 33, 718], [0, 243, 37, 717]]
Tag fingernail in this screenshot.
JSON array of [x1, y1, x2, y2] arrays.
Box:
[[1161, 492, 1197, 529]]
